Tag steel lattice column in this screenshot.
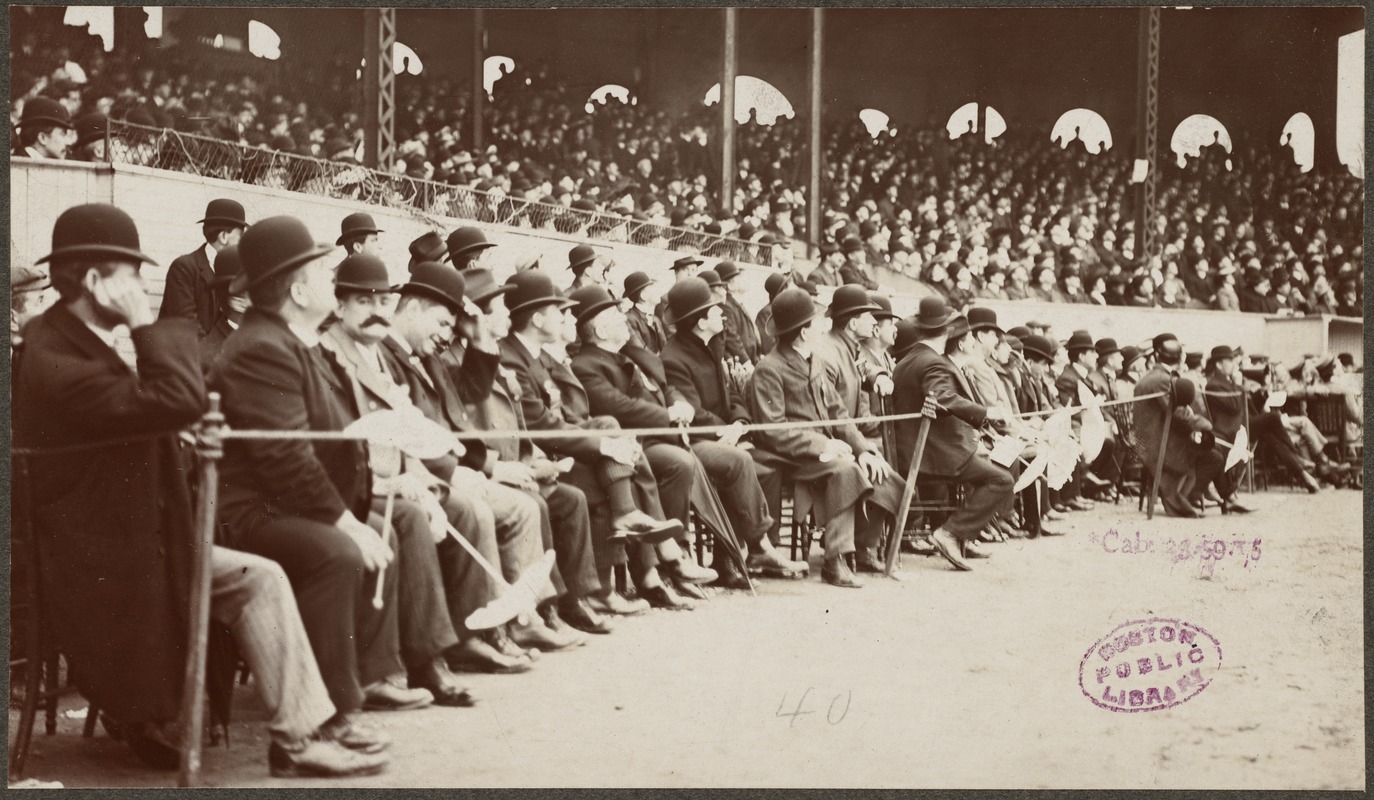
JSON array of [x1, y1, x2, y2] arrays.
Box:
[[363, 8, 396, 171], [1133, 6, 1161, 262]]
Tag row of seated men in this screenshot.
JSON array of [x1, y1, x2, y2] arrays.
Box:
[[11, 198, 1346, 780]]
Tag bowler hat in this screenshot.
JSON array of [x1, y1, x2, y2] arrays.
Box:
[[666, 277, 721, 327], [337, 212, 382, 246], [212, 246, 242, 288], [1023, 334, 1057, 363], [1094, 338, 1121, 357], [1065, 331, 1095, 354], [504, 269, 576, 316], [568, 244, 599, 274], [232, 216, 334, 293], [913, 295, 956, 331], [698, 269, 724, 289], [945, 314, 970, 342], [73, 112, 109, 150], [870, 294, 899, 320], [1185, 351, 1204, 369], [841, 236, 863, 254], [770, 287, 825, 338], [36, 203, 156, 267], [1006, 325, 1032, 342], [892, 319, 922, 361], [966, 307, 1003, 333], [1120, 346, 1145, 371], [671, 255, 704, 272], [408, 231, 446, 266], [797, 280, 820, 297], [1171, 377, 1196, 408], [401, 261, 466, 313], [445, 227, 496, 262], [11, 267, 50, 293], [623, 271, 653, 303], [568, 285, 619, 326], [763, 272, 791, 300], [1209, 345, 1236, 363], [18, 97, 72, 131], [715, 261, 742, 282], [828, 284, 882, 320], [463, 268, 508, 306], [819, 241, 839, 256], [196, 198, 248, 229], [335, 253, 397, 294]]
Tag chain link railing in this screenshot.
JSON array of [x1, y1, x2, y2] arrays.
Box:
[[106, 120, 770, 265]]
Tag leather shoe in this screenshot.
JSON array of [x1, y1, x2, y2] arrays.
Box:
[[362, 678, 433, 712], [559, 597, 613, 634], [320, 713, 391, 754], [408, 659, 476, 708], [1221, 496, 1255, 514], [270, 736, 389, 778], [821, 556, 864, 588], [1082, 471, 1111, 489], [611, 510, 684, 544], [488, 625, 539, 661], [510, 617, 584, 652], [446, 636, 533, 674], [961, 540, 992, 559], [668, 557, 717, 585], [1066, 498, 1095, 511], [854, 548, 885, 573], [711, 558, 754, 589], [642, 582, 696, 610], [1051, 503, 1070, 514], [539, 603, 590, 645], [588, 590, 650, 616], [930, 529, 973, 571], [1045, 508, 1067, 521], [670, 576, 709, 600], [1037, 527, 1067, 537]]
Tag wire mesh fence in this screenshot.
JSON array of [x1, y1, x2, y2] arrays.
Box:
[[106, 120, 770, 265]]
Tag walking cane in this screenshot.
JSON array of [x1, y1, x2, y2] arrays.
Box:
[[179, 393, 224, 788], [444, 522, 556, 630], [1145, 385, 1174, 521], [884, 396, 939, 577], [1242, 385, 1255, 494], [371, 490, 397, 609]]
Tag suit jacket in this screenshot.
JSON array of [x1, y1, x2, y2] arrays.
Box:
[[498, 334, 607, 462], [748, 343, 870, 463], [721, 293, 759, 364], [661, 330, 751, 430], [1086, 367, 1117, 401], [213, 308, 371, 531], [1056, 363, 1093, 407], [1204, 372, 1246, 442], [160, 245, 218, 337], [199, 317, 237, 376], [838, 261, 878, 290], [626, 305, 666, 355], [570, 342, 679, 446], [812, 329, 882, 437], [473, 365, 536, 464], [1133, 364, 1212, 475], [14, 306, 205, 725], [755, 305, 776, 356], [379, 335, 495, 479], [891, 342, 989, 476], [808, 263, 844, 288]]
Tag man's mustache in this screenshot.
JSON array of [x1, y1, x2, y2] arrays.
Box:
[[362, 315, 391, 328]]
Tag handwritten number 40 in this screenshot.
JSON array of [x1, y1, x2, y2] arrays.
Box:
[[777, 688, 852, 727]]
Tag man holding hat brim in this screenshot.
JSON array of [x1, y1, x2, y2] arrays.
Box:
[[623, 270, 667, 354], [498, 269, 692, 614], [15, 96, 74, 159], [379, 261, 585, 666], [749, 287, 907, 588], [199, 245, 250, 375], [160, 198, 250, 336], [18, 206, 387, 776], [891, 296, 1015, 570]]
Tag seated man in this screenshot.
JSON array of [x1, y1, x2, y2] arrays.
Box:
[[1205, 346, 1321, 493], [1132, 333, 1215, 518], [892, 297, 1015, 571], [214, 216, 432, 757], [749, 287, 905, 588], [15, 205, 386, 777]]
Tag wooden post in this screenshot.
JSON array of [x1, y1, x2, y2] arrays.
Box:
[[884, 396, 938, 576], [720, 8, 737, 214], [1145, 391, 1173, 521], [808, 8, 823, 259], [178, 393, 223, 787], [472, 9, 485, 153]]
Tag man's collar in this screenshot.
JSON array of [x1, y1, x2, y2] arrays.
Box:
[[514, 330, 542, 360], [286, 321, 320, 347], [1072, 362, 1089, 378], [204, 242, 218, 265], [81, 321, 127, 349]]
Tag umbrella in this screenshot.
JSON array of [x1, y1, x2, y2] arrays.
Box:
[[681, 430, 754, 595], [1225, 427, 1251, 471]]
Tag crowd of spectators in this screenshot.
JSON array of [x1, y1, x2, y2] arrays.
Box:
[[11, 8, 1364, 316]]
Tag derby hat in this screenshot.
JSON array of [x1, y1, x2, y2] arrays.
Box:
[[212, 245, 243, 288], [797, 279, 820, 297], [966, 307, 1003, 333], [337, 212, 383, 246], [401, 261, 466, 313], [408, 231, 447, 266], [504, 269, 576, 316], [232, 216, 335, 293], [12, 266, 50, 293], [18, 97, 72, 131], [770, 287, 825, 338], [1065, 331, 1095, 354], [1209, 344, 1237, 363], [892, 319, 922, 361], [763, 272, 791, 301], [36, 203, 156, 267], [1120, 346, 1145, 371], [568, 285, 620, 326], [335, 252, 397, 294], [623, 271, 653, 303], [196, 198, 248, 229], [444, 227, 496, 262], [1023, 334, 1057, 363], [913, 295, 956, 331], [666, 277, 721, 327], [463, 268, 508, 306], [1005, 325, 1032, 342], [828, 284, 882, 320], [945, 314, 970, 341], [1094, 338, 1121, 357], [841, 235, 864, 254], [819, 240, 840, 256], [870, 293, 899, 320], [568, 244, 599, 274], [698, 269, 724, 289], [671, 255, 704, 272], [73, 112, 109, 150], [715, 261, 742, 282]]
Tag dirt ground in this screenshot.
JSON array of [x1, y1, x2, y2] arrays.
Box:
[[9, 487, 1364, 789]]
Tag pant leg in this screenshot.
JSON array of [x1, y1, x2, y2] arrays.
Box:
[[371, 496, 460, 669], [210, 546, 335, 743], [230, 515, 367, 716], [692, 440, 769, 545], [540, 482, 601, 599], [525, 490, 567, 597], [750, 456, 783, 546], [564, 462, 629, 578], [643, 442, 694, 532], [357, 505, 406, 687], [437, 493, 501, 639], [483, 482, 554, 604], [941, 455, 1014, 541]]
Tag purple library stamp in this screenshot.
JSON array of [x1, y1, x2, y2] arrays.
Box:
[[1078, 617, 1223, 713]]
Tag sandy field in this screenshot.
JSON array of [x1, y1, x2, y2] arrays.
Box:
[[9, 487, 1364, 789]]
